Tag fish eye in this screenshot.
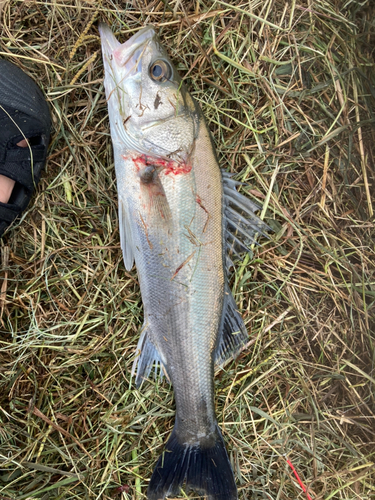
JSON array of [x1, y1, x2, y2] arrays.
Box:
[[149, 60, 172, 82]]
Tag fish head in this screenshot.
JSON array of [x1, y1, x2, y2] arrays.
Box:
[[99, 23, 199, 164]]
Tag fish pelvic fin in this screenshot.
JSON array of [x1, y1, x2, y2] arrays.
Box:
[[118, 195, 135, 271], [132, 323, 166, 387], [148, 423, 238, 500], [215, 282, 248, 365]]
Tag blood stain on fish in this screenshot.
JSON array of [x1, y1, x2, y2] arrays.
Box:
[[130, 155, 192, 177]]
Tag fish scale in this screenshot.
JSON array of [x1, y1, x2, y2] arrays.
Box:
[[100, 22, 269, 500]]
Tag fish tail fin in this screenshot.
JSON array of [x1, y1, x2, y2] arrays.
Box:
[[147, 423, 237, 500]]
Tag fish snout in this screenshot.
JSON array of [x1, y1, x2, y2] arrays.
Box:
[[99, 23, 156, 76]]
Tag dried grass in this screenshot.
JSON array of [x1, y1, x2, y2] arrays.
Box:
[[0, 0, 374, 499]]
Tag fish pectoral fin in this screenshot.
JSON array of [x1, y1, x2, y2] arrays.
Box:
[[222, 169, 270, 274], [140, 168, 171, 222], [215, 283, 248, 365], [118, 195, 135, 271], [132, 323, 166, 387]]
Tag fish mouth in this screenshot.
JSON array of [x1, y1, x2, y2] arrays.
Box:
[[99, 23, 155, 75]]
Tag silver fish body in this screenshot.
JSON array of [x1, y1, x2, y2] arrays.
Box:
[[100, 23, 267, 500]]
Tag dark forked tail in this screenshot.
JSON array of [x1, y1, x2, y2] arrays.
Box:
[[147, 423, 237, 500]]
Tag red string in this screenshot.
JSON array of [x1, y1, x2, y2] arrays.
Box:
[[286, 457, 313, 500]]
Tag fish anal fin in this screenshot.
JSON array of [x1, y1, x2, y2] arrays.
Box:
[[132, 324, 166, 387], [215, 283, 248, 365]]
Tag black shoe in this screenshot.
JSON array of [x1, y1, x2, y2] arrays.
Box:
[[0, 59, 51, 237]]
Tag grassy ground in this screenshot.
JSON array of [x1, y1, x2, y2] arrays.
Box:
[[0, 0, 374, 499]]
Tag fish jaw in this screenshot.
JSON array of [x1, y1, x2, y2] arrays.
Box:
[[99, 23, 155, 149], [99, 23, 155, 84]]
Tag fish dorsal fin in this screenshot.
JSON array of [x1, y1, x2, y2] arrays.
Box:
[[215, 283, 248, 365], [132, 323, 166, 387], [222, 170, 269, 273], [118, 195, 135, 271], [218, 172, 269, 363]]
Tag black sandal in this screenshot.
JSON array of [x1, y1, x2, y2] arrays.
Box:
[[0, 59, 51, 237]]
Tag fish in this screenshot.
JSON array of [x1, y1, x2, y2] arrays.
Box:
[[99, 22, 268, 500]]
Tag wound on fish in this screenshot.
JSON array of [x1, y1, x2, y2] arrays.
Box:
[[131, 154, 192, 177], [140, 165, 156, 184]]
